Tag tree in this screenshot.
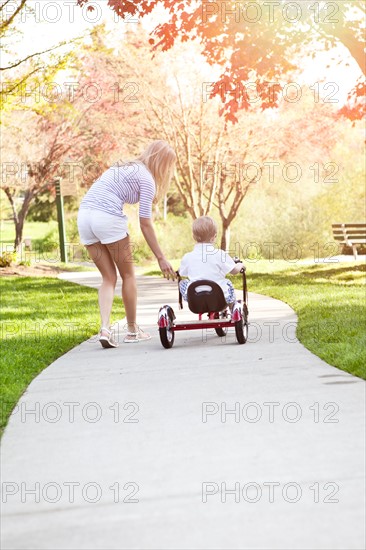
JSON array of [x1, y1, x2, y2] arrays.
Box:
[[76, 0, 365, 123], [118, 36, 339, 249], [120, 43, 261, 248], [0, 34, 113, 249], [1, 24, 156, 250], [1, 0, 79, 106], [1, 104, 113, 250]]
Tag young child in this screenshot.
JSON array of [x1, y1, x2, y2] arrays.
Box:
[[178, 216, 244, 304]]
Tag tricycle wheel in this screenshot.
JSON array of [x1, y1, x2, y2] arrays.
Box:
[[235, 316, 248, 344], [215, 327, 228, 337], [159, 327, 175, 348]]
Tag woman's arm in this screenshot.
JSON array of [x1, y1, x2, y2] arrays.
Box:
[[139, 217, 176, 279]]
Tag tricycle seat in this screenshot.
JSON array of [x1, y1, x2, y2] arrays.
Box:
[[187, 279, 228, 314]]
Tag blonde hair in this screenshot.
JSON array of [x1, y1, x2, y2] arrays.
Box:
[[192, 216, 217, 243], [137, 140, 176, 200]]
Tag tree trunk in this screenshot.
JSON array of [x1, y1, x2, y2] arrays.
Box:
[[332, 27, 366, 77], [14, 212, 27, 251], [3, 188, 19, 252], [5, 189, 35, 252], [220, 223, 230, 252]]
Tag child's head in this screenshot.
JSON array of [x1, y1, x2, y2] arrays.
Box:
[[192, 216, 217, 243]]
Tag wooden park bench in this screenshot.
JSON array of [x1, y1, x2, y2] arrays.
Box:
[[332, 223, 366, 259]]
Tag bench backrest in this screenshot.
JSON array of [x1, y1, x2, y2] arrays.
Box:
[[332, 223, 366, 243]]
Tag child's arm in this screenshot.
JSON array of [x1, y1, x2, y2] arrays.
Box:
[[220, 250, 245, 277], [229, 262, 244, 275]]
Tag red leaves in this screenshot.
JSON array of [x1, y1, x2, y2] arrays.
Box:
[[151, 22, 179, 52], [338, 78, 366, 121], [108, 0, 140, 17], [75, 0, 365, 124], [338, 103, 366, 122]]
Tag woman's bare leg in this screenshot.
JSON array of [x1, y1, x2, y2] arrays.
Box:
[[86, 242, 117, 330], [106, 236, 137, 332], [106, 236, 150, 340]]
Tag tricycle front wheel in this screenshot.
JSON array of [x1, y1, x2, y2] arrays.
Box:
[[159, 327, 175, 348], [235, 316, 248, 344]]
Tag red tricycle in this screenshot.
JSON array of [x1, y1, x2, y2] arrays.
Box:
[[157, 261, 249, 348]]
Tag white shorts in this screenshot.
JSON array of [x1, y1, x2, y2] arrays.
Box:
[[77, 208, 128, 245]]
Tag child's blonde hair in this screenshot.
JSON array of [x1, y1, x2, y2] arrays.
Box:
[[192, 216, 217, 243], [137, 140, 176, 200]]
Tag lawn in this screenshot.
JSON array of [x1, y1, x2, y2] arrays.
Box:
[[145, 260, 366, 380], [0, 277, 122, 434], [0, 216, 97, 271], [0, 220, 58, 245], [231, 261, 366, 379]]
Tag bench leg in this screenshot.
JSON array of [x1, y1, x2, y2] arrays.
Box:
[[352, 244, 358, 260]]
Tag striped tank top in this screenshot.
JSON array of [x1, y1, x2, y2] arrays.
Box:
[[79, 161, 156, 218]]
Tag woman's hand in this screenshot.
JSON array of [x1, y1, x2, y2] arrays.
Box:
[[139, 218, 176, 280], [158, 257, 176, 280]]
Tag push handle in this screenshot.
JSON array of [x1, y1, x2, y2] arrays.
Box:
[[233, 256, 246, 274], [233, 257, 248, 306], [176, 270, 183, 310]]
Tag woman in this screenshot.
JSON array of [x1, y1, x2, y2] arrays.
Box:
[[77, 140, 177, 347]]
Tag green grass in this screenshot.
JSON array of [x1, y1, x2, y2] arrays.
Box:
[[55, 263, 97, 272], [0, 220, 58, 244], [145, 260, 366, 379], [231, 261, 365, 379], [0, 277, 123, 434]]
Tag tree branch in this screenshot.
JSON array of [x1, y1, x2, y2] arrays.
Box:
[[3, 186, 19, 225], [0, 0, 27, 34], [1, 42, 67, 71], [0, 67, 40, 98]]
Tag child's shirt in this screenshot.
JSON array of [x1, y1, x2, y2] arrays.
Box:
[[179, 243, 236, 296]]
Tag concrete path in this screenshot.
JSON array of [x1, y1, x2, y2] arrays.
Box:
[[1, 274, 365, 550]]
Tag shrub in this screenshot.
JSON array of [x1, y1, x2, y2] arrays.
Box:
[[66, 216, 80, 243], [18, 259, 31, 267], [27, 193, 57, 223], [0, 251, 16, 267], [32, 228, 59, 254], [124, 214, 193, 265], [155, 214, 193, 259]]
